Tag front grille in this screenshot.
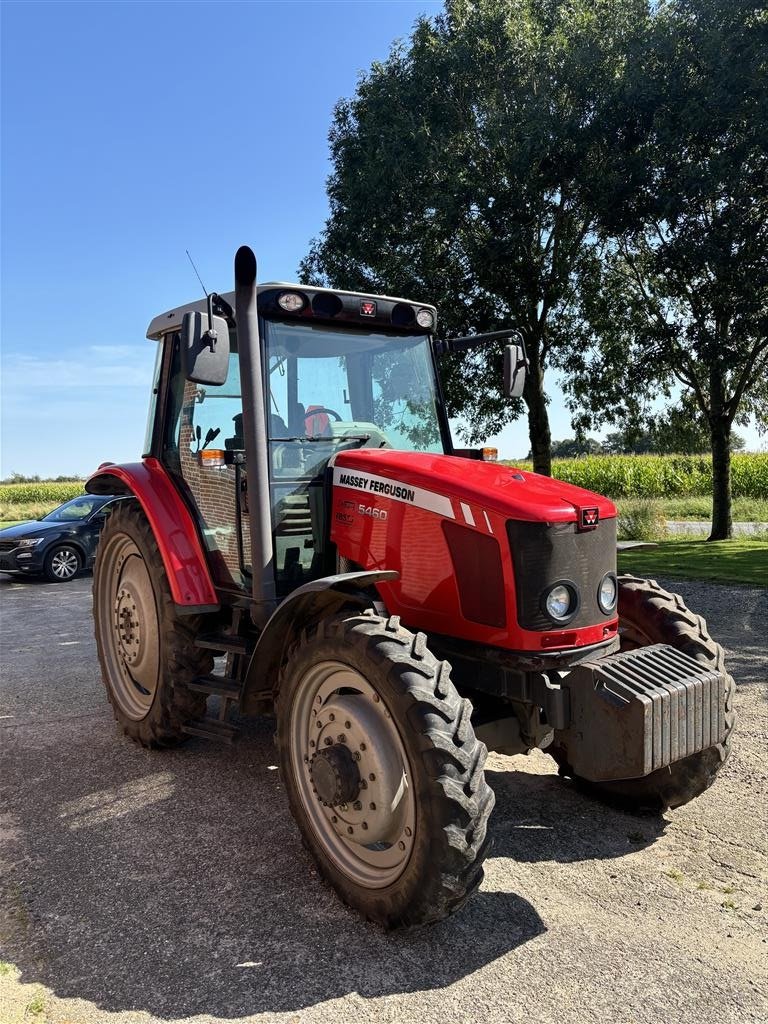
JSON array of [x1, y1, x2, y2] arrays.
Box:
[[0, 540, 18, 553], [506, 518, 616, 630]]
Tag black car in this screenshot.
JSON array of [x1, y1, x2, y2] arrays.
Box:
[[0, 494, 120, 582]]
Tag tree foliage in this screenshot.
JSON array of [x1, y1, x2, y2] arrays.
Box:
[[563, 0, 768, 537], [301, 0, 649, 474]]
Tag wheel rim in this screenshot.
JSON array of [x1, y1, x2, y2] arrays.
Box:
[[51, 549, 79, 579], [289, 660, 416, 889], [96, 532, 160, 720]]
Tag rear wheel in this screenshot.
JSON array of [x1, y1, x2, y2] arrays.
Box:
[[44, 544, 82, 582], [276, 611, 494, 927], [552, 575, 735, 810], [93, 499, 211, 746]]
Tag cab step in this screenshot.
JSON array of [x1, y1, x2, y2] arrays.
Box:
[[187, 674, 241, 699], [194, 634, 252, 656], [182, 718, 239, 743]]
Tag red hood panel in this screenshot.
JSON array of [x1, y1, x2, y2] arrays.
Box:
[[332, 450, 616, 523]]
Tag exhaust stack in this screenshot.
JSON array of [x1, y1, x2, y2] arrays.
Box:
[[234, 245, 277, 626]]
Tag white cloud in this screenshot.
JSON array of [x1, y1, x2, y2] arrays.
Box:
[[2, 349, 153, 389]]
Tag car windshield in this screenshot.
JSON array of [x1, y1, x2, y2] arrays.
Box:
[[41, 496, 103, 522]]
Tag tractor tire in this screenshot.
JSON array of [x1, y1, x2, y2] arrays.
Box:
[[93, 499, 211, 747], [552, 574, 735, 811], [276, 610, 494, 928]]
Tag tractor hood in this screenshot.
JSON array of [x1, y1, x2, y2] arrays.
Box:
[[331, 449, 616, 524]]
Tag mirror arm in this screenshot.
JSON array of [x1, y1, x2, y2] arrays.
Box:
[[204, 294, 218, 352], [434, 328, 525, 356]]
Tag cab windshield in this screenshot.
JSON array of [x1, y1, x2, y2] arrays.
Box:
[[264, 321, 445, 479], [264, 320, 447, 592]]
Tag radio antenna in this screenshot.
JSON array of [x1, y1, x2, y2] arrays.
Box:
[[186, 249, 208, 297]]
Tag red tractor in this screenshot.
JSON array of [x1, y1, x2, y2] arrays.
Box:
[[88, 246, 734, 927]]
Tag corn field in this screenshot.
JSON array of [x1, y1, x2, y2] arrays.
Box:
[[506, 453, 768, 499]]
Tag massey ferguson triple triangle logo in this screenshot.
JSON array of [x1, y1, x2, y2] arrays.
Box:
[[580, 506, 600, 529]]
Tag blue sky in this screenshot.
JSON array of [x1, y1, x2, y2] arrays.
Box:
[[1, 1, 762, 478]]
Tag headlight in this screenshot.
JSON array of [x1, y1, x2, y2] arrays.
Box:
[[598, 572, 618, 613], [543, 582, 578, 622], [416, 308, 434, 329], [16, 538, 44, 548]]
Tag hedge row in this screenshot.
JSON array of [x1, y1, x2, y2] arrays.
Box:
[[505, 453, 768, 499]]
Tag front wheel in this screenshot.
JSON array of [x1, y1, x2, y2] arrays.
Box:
[[276, 611, 494, 927], [552, 575, 735, 810]]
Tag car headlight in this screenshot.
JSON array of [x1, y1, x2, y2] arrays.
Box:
[[598, 572, 618, 614], [16, 538, 44, 548], [542, 581, 578, 622]]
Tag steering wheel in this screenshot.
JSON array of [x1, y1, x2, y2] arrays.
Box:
[[304, 407, 343, 424]]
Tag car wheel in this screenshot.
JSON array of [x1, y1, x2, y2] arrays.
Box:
[[44, 545, 82, 582]]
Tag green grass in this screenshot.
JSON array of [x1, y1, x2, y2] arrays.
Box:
[[618, 538, 768, 586], [647, 496, 768, 521]]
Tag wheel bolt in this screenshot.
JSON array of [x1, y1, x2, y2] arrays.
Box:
[[373, 694, 380, 702], [345, 720, 351, 729], [337, 734, 346, 743], [360, 779, 367, 789], [316, 721, 322, 728], [398, 841, 406, 850], [329, 713, 335, 722], [310, 740, 315, 748], [324, 737, 333, 746], [369, 773, 376, 781], [362, 822, 368, 830], [405, 827, 412, 836], [347, 827, 354, 835], [316, 695, 322, 704], [369, 802, 376, 810], [353, 801, 362, 810], [331, 815, 337, 823], [359, 742, 366, 751], [303, 756, 309, 763]]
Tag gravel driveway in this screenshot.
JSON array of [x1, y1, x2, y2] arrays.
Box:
[[1, 573, 766, 1024]]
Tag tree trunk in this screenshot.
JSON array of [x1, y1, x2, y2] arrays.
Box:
[[524, 340, 552, 476], [709, 416, 732, 541]]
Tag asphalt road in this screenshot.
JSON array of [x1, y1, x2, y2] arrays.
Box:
[[1, 573, 766, 1024]]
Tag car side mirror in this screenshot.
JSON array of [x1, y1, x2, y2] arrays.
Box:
[[181, 310, 230, 386], [504, 343, 527, 399]]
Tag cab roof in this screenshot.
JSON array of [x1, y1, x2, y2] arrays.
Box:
[[146, 283, 437, 340]]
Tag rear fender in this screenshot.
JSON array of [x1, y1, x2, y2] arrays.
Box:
[[240, 570, 398, 714], [86, 458, 219, 613]]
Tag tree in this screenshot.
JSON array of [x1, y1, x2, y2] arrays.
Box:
[[565, 0, 768, 537], [601, 407, 746, 455], [301, 0, 649, 475]]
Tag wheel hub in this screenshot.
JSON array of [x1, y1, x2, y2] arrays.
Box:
[[114, 585, 142, 666], [310, 744, 361, 806], [305, 691, 412, 848]]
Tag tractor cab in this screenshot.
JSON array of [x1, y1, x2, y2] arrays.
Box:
[[144, 275, 517, 604]]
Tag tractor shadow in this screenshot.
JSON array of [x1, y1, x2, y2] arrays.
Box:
[[0, 713, 670, 1020]]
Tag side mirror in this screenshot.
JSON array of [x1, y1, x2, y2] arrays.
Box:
[[181, 310, 230, 385], [504, 343, 527, 399]]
